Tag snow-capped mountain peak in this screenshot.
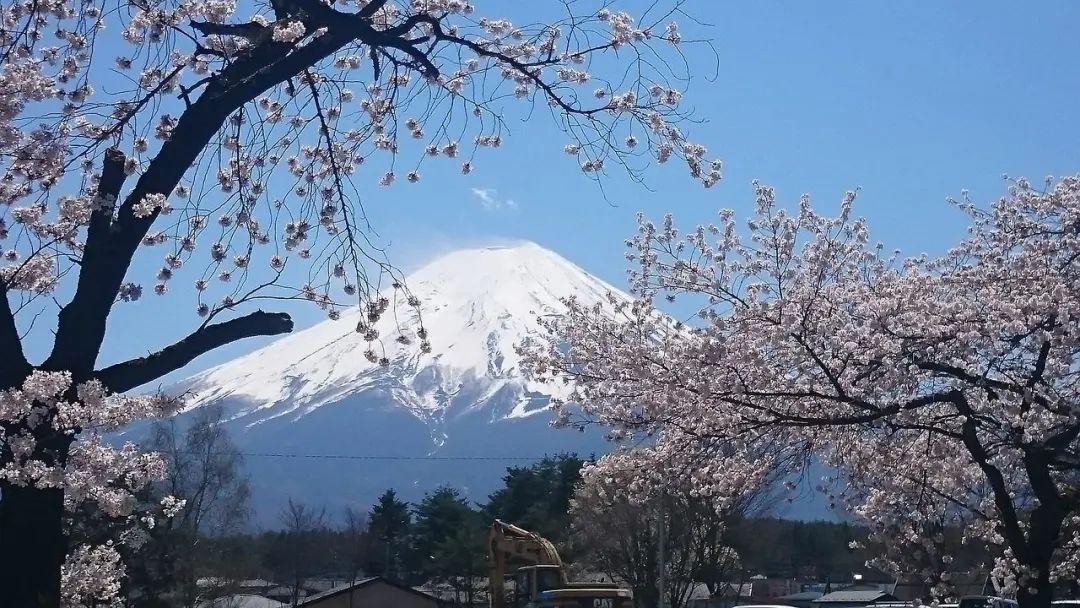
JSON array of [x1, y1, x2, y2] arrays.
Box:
[[178, 242, 628, 432]]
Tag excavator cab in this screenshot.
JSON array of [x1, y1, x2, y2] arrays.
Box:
[[512, 565, 566, 606]]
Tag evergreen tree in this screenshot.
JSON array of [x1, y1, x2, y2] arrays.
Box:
[[432, 526, 488, 606], [368, 490, 412, 580], [483, 454, 584, 547], [412, 487, 483, 586]]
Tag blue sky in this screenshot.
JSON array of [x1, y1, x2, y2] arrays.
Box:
[[20, 1, 1080, 383]]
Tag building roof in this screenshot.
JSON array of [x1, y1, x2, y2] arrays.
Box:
[[419, 577, 492, 602], [780, 592, 827, 601], [197, 578, 276, 590], [814, 590, 898, 604], [197, 594, 284, 608], [712, 582, 754, 598], [299, 577, 443, 606], [262, 585, 306, 599], [686, 583, 713, 601], [304, 578, 352, 593]]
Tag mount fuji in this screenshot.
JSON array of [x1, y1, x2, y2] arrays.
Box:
[[165, 242, 629, 519]]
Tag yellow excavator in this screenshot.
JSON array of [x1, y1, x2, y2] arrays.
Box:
[[487, 519, 632, 608]]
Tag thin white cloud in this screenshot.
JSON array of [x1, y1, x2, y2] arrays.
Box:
[[471, 187, 518, 211], [471, 187, 496, 208]]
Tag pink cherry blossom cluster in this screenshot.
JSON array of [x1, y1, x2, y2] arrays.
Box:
[[524, 176, 1080, 601], [61, 543, 125, 608], [0, 372, 184, 606]]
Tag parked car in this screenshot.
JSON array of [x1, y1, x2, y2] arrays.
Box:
[[959, 596, 1018, 608]]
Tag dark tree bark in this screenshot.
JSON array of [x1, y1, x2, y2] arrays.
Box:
[[0, 485, 66, 608], [0, 281, 29, 388], [1010, 452, 1069, 608], [0, 285, 48, 607]]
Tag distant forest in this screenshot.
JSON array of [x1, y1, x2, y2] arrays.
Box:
[[122, 409, 993, 608]]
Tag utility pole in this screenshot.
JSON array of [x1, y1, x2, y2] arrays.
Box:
[[657, 491, 666, 608]]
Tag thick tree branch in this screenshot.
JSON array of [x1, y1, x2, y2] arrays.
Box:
[[917, 360, 1056, 412], [1045, 423, 1080, 452], [356, 0, 389, 19], [0, 279, 29, 388], [792, 332, 850, 402], [84, 147, 127, 257], [1023, 450, 1063, 510], [1028, 337, 1053, 390], [95, 310, 294, 393], [952, 394, 1029, 561], [189, 20, 266, 40]]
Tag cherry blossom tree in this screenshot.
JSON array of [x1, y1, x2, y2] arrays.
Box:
[[571, 449, 754, 608], [525, 177, 1080, 608], [0, 0, 720, 604]]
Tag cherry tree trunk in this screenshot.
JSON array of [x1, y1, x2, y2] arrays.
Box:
[[1016, 574, 1054, 608], [1011, 471, 1066, 608], [0, 484, 66, 607]]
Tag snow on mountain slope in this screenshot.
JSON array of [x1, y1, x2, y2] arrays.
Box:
[[178, 242, 630, 438]]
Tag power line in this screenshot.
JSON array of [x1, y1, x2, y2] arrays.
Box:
[[226, 452, 551, 462]]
